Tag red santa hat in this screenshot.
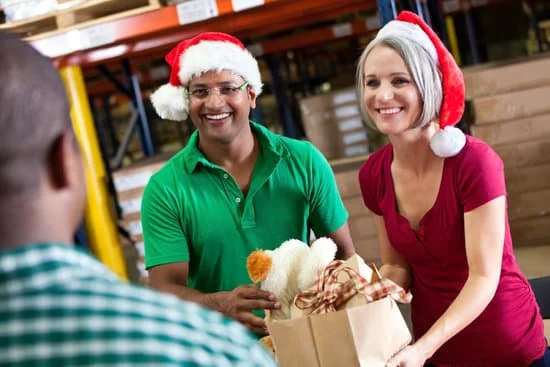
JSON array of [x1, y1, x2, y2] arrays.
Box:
[[150, 32, 263, 121], [375, 11, 466, 157]]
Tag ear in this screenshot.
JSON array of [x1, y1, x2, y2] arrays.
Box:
[[247, 250, 272, 282], [248, 87, 257, 109], [48, 130, 81, 191]]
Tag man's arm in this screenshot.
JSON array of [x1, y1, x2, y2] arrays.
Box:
[[148, 262, 280, 335], [142, 175, 280, 334], [307, 145, 357, 259], [325, 222, 356, 260]]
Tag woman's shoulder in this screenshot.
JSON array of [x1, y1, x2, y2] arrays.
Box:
[[452, 135, 502, 167], [461, 135, 498, 156]]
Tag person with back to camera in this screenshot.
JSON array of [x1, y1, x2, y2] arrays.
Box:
[[356, 11, 549, 367], [0, 31, 277, 366], [142, 31, 356, 336]]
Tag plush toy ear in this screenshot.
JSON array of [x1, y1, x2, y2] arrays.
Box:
[[297, 237, 338, 291], [247, 250, 273, 283]]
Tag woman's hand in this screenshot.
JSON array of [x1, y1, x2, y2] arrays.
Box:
[[386, 344, 429, 367]]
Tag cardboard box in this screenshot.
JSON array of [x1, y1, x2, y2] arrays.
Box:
[[354, 237, 380, 264], [118, 194, 143, 220], [494, 138, 550, 168], [471, 85, 550, 124], [299, 87, 358, 115], [343, 196, 370, 217], [302, 115, 370, 160], [300, 88, 370, 160], [112, 154, 171, 199], [505, 163, 550, 194], [349, 215, 376, 241], [510, 215, 550, 248], [334, 167, 362, 198], [463, 54, 550, 99], [507, 188, 550, 221], [515, 245, 550, 278], [470, 113, 550, 146]]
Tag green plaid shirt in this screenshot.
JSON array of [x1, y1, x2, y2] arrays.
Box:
[[0, 243, 277, 366]]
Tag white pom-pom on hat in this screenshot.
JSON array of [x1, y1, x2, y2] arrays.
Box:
[[150, 84, 188, 121], [430, 126, 466, 158], [379, 11, 466, 157]]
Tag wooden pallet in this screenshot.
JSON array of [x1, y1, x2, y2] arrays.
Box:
[[0, 0, 161, 39]]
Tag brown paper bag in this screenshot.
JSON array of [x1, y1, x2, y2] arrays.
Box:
[[268, 296, 411, 367], [268, 254, 412, 367], [267, 315, 321, 367], [311, 296, 411, 366]]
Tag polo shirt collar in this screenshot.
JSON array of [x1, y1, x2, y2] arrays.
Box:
[[182, 121, 287, 173]]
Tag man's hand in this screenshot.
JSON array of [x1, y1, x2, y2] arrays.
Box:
[[218, 284, 281, 334]]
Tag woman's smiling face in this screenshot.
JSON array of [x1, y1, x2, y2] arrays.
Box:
[[362, 44, 422, 136]]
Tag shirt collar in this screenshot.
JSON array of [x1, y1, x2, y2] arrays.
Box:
[[0, 243, 117, 285], [182, 121, 287, 173]]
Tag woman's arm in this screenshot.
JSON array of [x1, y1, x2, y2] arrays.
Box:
[[391, 196, 506, 365], [373, 214, 412, 289]]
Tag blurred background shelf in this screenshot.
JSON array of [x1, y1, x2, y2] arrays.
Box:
[[7, 0, 547, 286]]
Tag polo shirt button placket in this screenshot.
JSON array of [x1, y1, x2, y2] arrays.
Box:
[[235, 197, 241, 204]]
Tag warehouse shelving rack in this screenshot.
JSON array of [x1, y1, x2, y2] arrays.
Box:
[[20, 0, 537, 279], [27, 0, 380, 279]]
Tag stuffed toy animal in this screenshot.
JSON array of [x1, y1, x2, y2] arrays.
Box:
[[247, 237, 338, 353], [247, 237, 338, 320]]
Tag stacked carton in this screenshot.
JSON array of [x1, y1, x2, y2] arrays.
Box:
[[112, 153, 172, 283], [331, 155, 380, 264], [299, 87, 373, 160], [464, 53, 550, 248]]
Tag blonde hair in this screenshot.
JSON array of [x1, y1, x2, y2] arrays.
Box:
[[356, 36, 443, 129]]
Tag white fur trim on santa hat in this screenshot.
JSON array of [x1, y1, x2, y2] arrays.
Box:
[[150, 84, 188, 121], [430, 126, 466, 158], [375, 20, 438, 64], [178, 41, 263, 95]]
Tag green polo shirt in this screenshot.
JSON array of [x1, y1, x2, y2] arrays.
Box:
[[142, 121, 348, 295]]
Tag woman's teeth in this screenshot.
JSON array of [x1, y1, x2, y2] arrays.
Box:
[[379, 107, 401, 115]]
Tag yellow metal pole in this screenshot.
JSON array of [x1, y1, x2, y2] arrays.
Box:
[[60, 65, 128, 281], [445, 15, 462, 66]]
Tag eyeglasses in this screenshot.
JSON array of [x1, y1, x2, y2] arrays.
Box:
[[185, 81, 249, 100]]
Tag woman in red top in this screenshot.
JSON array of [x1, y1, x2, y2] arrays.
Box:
[[357, 11, 548, 367]]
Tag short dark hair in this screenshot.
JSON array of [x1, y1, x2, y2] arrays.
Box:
[[0, 32, 72, 197]]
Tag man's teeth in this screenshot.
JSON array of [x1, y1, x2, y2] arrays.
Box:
[[379, 107, 401, 115], [206, 113, 231, 120]]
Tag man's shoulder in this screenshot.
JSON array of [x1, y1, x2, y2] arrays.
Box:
[[277, 134, 316, 153], [146, 149, 191, 190], [101, 282, 271, 363], [10, 276, 273, 365], [70, 278, 255, 343]]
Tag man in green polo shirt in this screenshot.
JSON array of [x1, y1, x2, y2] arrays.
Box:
[[144, 32, 356, 335], [0, 31, 276, 366]]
